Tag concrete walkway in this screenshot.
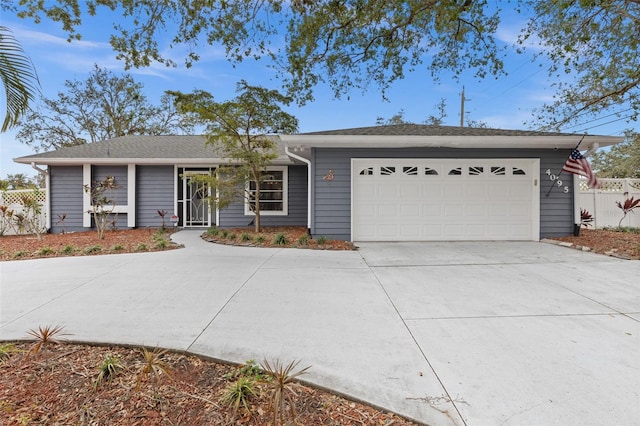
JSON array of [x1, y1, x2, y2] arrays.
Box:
[[1, 231, 638, 425]]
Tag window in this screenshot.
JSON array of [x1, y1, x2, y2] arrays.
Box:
[[245, 167, 288, 216]]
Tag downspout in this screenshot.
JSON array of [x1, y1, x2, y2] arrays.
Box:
[[31, 162, 51, 230], [284, 145, 312, 234]]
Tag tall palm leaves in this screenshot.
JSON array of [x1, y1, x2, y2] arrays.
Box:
[[0, 26, 40, 132]]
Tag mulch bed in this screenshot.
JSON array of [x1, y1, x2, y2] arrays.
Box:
[[548, 228, 640, 260]]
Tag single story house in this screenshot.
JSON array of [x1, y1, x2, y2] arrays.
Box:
[[14, 124, 623, 242]]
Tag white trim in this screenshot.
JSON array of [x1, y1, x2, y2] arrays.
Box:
[[82, 164, 92, 227], [173, 165, 179, 225], [244, 166, 288, 216], [45, 168, 51, 229], [127, 164, 136, 227], [284, 146, 312, 229]]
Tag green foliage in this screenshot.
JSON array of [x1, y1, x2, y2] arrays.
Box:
[[38, 246, 53, 255], [136, 243, 148, 251], [254, 235, 266, 244], [591, 132, 640, 178], [152, 229, 170, 248], [260, 359, 311, 425], [0, 25, 40, 131], [273, 233, 287, 246], [221, 376, 257, 413], [15, 65, 193, 152], [12, 250, 27, 258], [227, 233, 236, 240], [169, 81, 298, 232], [61, 244, 75, 254], [111, 244, 124, 251], [25, 324, 68, 358], [95, 354, 124, 388], [315, 236, 327, 245], [220, 230, 228, 238], [206, 226, 219, 236], [297, 235, 309, 246], [240, 233, 251, 242], [13, 189, 45, 240], [83, 245, 102, 254], [0, 343, 20, 363]]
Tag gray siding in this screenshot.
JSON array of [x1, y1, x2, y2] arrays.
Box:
[[93, 165, 129, 229], [49, 166, 84, 233], [218, 165, 308, 228], [136, 165, 175, 228], [312, 147, 575, 240]]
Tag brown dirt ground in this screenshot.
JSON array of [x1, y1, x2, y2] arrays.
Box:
[[0, 342, 418, 425], [548, 228, 640, 260]]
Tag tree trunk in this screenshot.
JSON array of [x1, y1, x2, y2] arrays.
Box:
[[254, 184, 261, 233]]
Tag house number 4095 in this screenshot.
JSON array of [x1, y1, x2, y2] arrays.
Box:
[[545, 169, 570, 193]]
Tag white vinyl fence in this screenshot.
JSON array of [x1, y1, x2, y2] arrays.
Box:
[[0, 189, 47, 236], [579, 178, 640, 228]]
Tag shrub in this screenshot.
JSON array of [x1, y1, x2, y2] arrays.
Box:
[[12, 250, 28, 259], [297, 235, 309, 246], [206, 226, 219, 236], [240, 233, 252, 242], [616, 196, 640, 228], [83, 245, 103, 254], [25, 325, 68, 358], [38, 246, 54, 256], [316, 236, 327, 245], [260, 359, 311, 425], [61, 245, 76, 254], [221, 376, 257, 413], [111, 244, 125, 251], [136, 243, 148, 251], [227, 233, 236, 240], [254, 235, 266, 244], [0, 343, 20, 363], [273, 233, 287, 246], [135, 347, 171, 394], [95, 354, 124, 388], [220, 230, 228, 238]]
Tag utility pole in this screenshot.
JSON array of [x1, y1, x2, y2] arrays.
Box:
[[460, 86, 466, 127]]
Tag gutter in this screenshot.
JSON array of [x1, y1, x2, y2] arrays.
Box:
[[284, 145, 312, 233]]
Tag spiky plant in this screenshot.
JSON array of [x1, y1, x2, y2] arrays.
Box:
[[95, 354, 124, 388], [25, 324, 68, 358], [135, 347, 171, 393], [260, 359, 311, 425], [273, 233, 287, 246], [616, 196, 640, 228], [221, 376, 257, 413]]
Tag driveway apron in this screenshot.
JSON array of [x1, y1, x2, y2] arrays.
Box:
[[1, 233, 638, 425]]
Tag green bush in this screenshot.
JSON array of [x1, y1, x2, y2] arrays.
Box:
[[240, 233, 252, 242], [273, 233, 287, 246], [83, 245, 103, 254], [38, 246, 54, 255], [61, 245, 76, 254], [316, 236, 327, 245], [254, 235, 266, 244], [206, 226, 219, 236], [136, 243, 148, 251], [297, 235, 309, 246]]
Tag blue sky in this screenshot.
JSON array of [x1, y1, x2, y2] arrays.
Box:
[[1, 7, 636, 178]]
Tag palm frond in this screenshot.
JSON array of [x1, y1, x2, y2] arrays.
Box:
[[0, 26, 40, 132]]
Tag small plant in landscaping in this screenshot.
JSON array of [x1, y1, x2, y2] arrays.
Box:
[[95, 354, 124, 388], [0, 343, 20, 363], [297, 235, 309, 246], [220, 230, 229, 238], [152, 229, 170, 248], [25, 325, 68, 358], [136, 243, 148, 251], [316, 235, 327, 245], [240, 233, 251, 242], [616, 195, 640, 228], [227, 233, 236, 240], [221, 376, 257, 413], [254, 235, 266, 244], [224, 359, 265, 381], [38, 246, 54, 256], [55, 213, 68, 234], [84, 176, 118, 239], [206, 226, 219, 236], [111, 244, 125, 251], [12, 250, 28, 259], [135, 347, 171, 394], [83, 244, 103, 254], [580, 208, 594, 228], [273, 233, 287, 246], [157, 209, 169, 229], [61, 245, 76, 254], [260, 359, 311, 425]]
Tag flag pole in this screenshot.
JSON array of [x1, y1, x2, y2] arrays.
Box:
[[544, 134, 586, 197]]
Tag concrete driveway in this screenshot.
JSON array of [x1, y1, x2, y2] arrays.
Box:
[[1, 232, 638, 425]]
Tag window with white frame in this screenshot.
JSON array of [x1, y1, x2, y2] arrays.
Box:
[[245, 166, 288, 215]]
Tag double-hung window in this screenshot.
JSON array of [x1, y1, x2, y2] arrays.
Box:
[[245, 166, 288, 216]]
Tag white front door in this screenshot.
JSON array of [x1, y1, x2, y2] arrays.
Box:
[[182, 172, 212, 227], [352, 159, 540, 241]]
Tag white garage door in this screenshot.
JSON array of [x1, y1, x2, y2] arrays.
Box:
[[352, 159, 540, 241]]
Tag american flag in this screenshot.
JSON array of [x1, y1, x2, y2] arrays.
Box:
[[562, 148, 599, 189]]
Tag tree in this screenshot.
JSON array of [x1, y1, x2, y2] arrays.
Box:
[[590, 131, 640, 178], [520, 1, 640, 129], [0, 26, 40, 131], [375, 99, 447, 126], [169, 81, 298, 232], [5, 2, 639, 126], [2, 173, 39, 190], [16, 64, 193, 152]]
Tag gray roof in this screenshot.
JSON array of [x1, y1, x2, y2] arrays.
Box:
[[14, 135, 293, 164], [301, 124, 574, 137]]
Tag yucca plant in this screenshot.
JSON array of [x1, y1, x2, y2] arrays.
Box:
[[260, 359, 311, 425], [135, 347, 171, 393], [61, 244, 76, 254], [616, 195, 640, 228], [273, 233, 287, 246], [25, 324, 68, 358], [580, 208, 594, 228], [95, 354, 124, 388], [221, 376, 257, 413]]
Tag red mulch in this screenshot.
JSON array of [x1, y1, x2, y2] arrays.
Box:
[[548, 228, 640, 259]]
